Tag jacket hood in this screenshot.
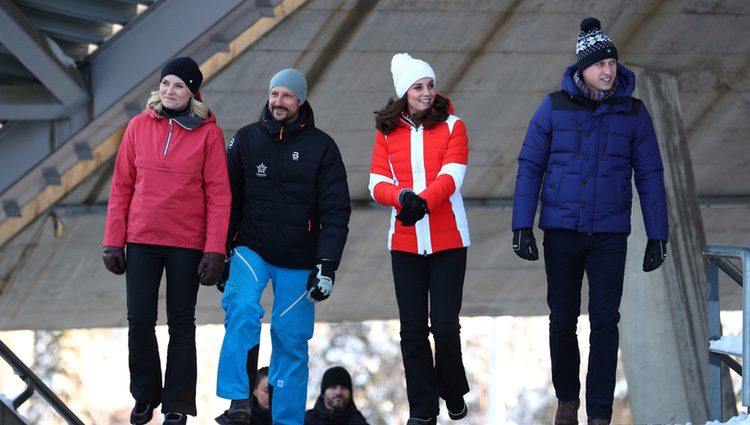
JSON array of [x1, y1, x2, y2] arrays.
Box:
[[147, 106, 216, 130], [259, 100, 315, 137], [560, 63, 636, 99]]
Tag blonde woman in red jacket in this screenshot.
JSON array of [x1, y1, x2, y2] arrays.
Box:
[[369, 53, 470, 425], [102, 57, 231, 425]]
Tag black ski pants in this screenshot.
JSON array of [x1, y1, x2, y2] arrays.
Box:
[[125, 243, 202, 416], [391, 247, 470, 419]]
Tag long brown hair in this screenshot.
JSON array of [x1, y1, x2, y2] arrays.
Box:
[[374, 94, 450, 134]]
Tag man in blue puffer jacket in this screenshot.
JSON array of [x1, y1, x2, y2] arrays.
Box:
[[511, 17, 668, 425]]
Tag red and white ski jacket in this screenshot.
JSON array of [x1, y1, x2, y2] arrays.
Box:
[[369, 113, 470, 255]]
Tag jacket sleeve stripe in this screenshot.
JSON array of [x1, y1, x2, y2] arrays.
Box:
[[437, 162, 467, 192], [369, 173, 394, 199], [446, 115, 459, 133], [449, 191, 471, 246]]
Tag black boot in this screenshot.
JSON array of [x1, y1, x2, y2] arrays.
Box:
[[163, 412, 187, 425], [215, 400, 252, 425], [446, 396, 468, 420], [130, 401, 159, 425]]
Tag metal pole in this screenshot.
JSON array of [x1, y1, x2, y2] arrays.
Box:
[[0, 339, 85, 425]]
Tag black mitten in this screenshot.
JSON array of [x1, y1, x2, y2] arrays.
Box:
[[396, 190, 428, 226], [198, 252, 225, 285], [102, 246, 126, 275], [512, 228, 539, 261], [643, 239, 667, 272]]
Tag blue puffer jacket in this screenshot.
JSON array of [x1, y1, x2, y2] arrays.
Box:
[[512, 63, 668, 241]]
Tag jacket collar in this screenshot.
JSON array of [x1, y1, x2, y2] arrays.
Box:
[[147, 107, 213, 130], [259, 100, 315, 139], [560, 63, 636, 100], [396, 98, 455, 130]]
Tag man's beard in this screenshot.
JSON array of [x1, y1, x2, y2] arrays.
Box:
[[326, 396, 348, 411], [272, 106, 294, 122]]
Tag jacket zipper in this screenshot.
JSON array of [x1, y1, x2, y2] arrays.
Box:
[[575, 124, 582, 157], [163, 119, 174, 157], [411, 125, 431, 255], [601, 123, 609, 160]]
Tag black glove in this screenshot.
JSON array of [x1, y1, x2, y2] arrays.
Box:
[[102, 246, 126, 275], [643, 239, 667, 272], [512, 228, 539, 261], [216, 258, 231, 293], [306, 260, 336, 303], [198, 252, 225, 285], [396, 190, 429, 226]]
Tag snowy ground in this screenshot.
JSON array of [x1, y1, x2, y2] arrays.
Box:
[[699, 335, 748, 425]]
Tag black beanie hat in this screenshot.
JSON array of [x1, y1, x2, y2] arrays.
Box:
[[576, 17, 618, 71], [160, 57, 203, 96], [320, 366, 352, 395]]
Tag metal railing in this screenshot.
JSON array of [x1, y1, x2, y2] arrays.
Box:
[[704, 245, 750, 419], [0, 338, 84, 425]]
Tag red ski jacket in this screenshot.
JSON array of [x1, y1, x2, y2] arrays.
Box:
[[104, 107, 231, 254]]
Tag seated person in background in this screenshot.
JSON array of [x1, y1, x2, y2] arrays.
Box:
[[251, 367, 270, 425], [304, 366, 369, 425]]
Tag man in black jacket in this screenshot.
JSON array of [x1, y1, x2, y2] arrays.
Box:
[[215, 68, 351, 425], [305, 366, 369, 425]]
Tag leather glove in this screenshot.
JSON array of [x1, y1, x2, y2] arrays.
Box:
[[198, 252, 225, 286], [512, 228, 539, 261], [396, 190, 429, 226], [102, 246, 126, 275], [643, 239, 668, 272], [216, 258, 231, 293], [306, 260, 336, 303]]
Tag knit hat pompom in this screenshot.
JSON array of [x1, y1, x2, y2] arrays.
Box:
[[160, 57, 203, 97], [390, 53, 436, 98], [576, 16, 618, 71], [580, 16, 601, 33], [320, 366, 352, 395]]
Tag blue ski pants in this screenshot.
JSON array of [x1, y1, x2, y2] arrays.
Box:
[[217, 246, 314, 425]]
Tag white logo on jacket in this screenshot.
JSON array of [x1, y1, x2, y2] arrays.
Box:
[[227, 137, 235, 150], [256, 163, 267, 177], [292, 151, 299, 161]]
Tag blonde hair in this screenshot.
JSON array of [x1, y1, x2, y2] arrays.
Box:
[[145, 89, 209, 119]]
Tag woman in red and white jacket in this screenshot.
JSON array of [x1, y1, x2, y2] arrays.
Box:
[[102, 57, 230, 425], [369, 53, 470, 425]]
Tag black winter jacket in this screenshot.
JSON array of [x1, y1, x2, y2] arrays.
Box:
[[226, 101, 351, 269], [304, 395, 369, 425]]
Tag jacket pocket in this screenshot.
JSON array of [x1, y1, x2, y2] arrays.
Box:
[[133, 158, 201, 204], [541, 167, 562, 206]]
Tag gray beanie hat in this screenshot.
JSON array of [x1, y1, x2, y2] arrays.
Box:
[[269, 68, 307, 103]]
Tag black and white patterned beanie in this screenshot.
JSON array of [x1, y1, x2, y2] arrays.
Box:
[[576, 17, 618, 70]]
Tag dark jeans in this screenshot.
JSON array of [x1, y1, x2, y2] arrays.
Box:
[[543, 230, 627, 421], [126, 243, 202, 416], [391, 248, 470, 418]]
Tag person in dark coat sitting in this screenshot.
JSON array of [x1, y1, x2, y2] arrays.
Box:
[[304, 366, 368, 425]]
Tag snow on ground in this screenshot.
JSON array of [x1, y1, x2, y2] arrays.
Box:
[[701, 334, 747, 424], [702, 412, 750, 425], [710, 334, 743, 356]]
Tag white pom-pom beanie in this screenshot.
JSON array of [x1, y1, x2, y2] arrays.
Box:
[[390, 53, 436, 98]]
